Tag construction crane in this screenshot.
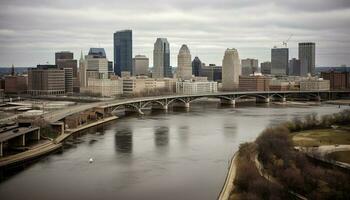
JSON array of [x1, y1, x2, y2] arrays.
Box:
[[282, 34, 293, 47]]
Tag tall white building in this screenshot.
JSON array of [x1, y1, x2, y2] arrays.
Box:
[[177, 44, 192, 80], [153, 38, 171, 78], [132, 55, 149, 76], [222, 48, 241, 91]]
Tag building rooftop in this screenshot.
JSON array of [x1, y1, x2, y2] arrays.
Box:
[[88, 48, 106, 58]]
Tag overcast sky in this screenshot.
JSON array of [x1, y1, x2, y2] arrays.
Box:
[[0, 0, 349, 67]]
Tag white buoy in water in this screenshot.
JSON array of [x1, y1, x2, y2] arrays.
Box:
[[89, 158, 94, 163]]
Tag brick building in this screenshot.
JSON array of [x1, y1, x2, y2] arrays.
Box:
[[239, 75, 271, 91], [321, 71, 350, 90]]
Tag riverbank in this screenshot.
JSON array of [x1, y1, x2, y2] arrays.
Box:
[[217, 152, 238, 200], [325, 99, 350, 105], [0, 116, 118, 168], [231, 109, 350, 199]]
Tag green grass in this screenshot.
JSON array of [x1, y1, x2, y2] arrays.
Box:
[[291, 128, 350, 147], [327, 151, 350, 164]]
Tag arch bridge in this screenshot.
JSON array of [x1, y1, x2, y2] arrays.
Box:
[[98, 90, 347, 115]]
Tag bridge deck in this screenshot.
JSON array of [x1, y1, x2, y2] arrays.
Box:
[[42, 90, 347, 123], [0, 127, 40, 143]]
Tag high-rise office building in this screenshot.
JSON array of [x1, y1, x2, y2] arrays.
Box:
[[289, 58, 301, 76], [86, 48, 109, 78], [153, 38, 171, 78], [55, 51, 78, 92], [55, 51, 73, 63], [260, 61, 272, 75], [299, 42, 315, 76], [114, 30, 132, 76], [271, 47, 289, 76], [55, 52, 76, 74], [28, 65, 70, 96], [133, 55, 149, 76], [222, 48, 241, 91], [241, 58, 258, 75], [177, 44, 192, 80], [192, 56, 202, 77]]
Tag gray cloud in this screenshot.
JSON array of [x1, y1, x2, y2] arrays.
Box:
[[0, 0, 349, 67]]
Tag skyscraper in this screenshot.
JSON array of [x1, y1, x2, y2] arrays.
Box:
[[55, 51, 77, 77], [241, 58, 258, 75], [192, 56, 202, 77], [260, 61, 272, 75], [289, 58, 301, 76], [153, 38, 171, 78], [55, 51, 78, 92], [177, 44, 192, 80], [86, 48, 109, 79], [114, 30, 132, 76], [299, 42, 315, 76], [133, 55, 149, 76], [222, 48, 241, 91], [271, 47, 289, 76]]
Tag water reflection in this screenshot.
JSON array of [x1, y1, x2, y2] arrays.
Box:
[[154, 126, 169, 147], [115, 127, 133, 153]]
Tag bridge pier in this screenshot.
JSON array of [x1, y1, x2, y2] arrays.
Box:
[[273, 97, 286, 102], [9, 134, 25, 147], [137, 109, 145, 115], [151, 103, 168, 110], [256, 97, 270, 103], [220, 99, 236, 105], [173, 102, 190, 108], [27, 129, 41, 141]]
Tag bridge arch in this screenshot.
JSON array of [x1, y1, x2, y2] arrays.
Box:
[[140, 100, 166, 109], [167, 98, 188, 106], [235, 94, 268, 100], [269, 93, 285, 99], [112, 104, 142, 113]]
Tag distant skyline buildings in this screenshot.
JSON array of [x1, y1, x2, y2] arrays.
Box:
[[113, 30, 133, 76], [289, 58, 301, 76], [222, 48, 241, 91], [132, 55, 149, 76], [177, 44, 192, 80], [192, 56, 202, 77], [299, 42, 316, 76], [271, 47, 289, 76], [153, 38, 172, 78], [241, 58, 258, 75], [1, 0, 349, 68]]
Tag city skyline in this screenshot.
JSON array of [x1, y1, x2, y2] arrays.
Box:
[[0, 0, 349, 67]]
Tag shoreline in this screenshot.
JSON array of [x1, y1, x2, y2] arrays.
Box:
[[0, 116, 118, 168], [217, 152, 238, 200]]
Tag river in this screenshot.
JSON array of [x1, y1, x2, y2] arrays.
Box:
[[0, 101, 345, 200]]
